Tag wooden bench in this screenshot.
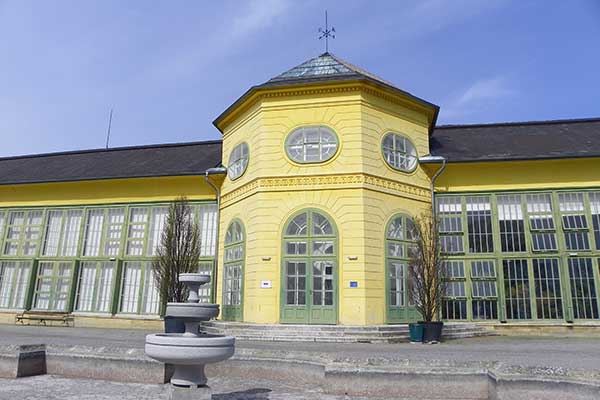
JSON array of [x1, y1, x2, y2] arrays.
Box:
[[15, 312, 74, 327]]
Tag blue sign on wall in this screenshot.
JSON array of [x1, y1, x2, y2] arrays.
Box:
[[350, 281, 358, 288]]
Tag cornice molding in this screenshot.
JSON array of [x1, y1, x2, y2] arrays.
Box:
[[221, 173, 430, 207]]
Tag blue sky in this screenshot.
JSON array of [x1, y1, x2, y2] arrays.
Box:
[[1, 0, 599, 157]]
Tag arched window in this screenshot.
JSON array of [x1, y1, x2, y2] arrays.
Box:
[[223, 219, 244, 320], [386, 214, 418, 322], [281, 209, 337, 324], [382, 133, 418, 172], [228, 142, 249, 180], [285, 126, 338, 163]]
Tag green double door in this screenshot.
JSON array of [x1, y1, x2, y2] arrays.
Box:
[[280, 210, 338, 324]]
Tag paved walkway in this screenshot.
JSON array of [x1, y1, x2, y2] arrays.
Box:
[[1, 324, 600, 370]]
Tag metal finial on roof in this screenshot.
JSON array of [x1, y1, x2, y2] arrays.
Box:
[[318, 10, 335, 53]]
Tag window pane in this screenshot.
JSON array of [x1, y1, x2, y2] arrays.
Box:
[[126, 208, 148, 256], [526, 193, 555, 230], [466, 196, 493, 253], [533, 258, 563, 319], [497, 195, 526, 252], [503, 259, 532, 319], [568, 258, 598, 319], [198, 204, 218, 257], [382, 133, 418, 172], [120, 262, 142, 313], [589, 193, 600, 250], [228, 142, 249, 180], [286, 126, 338, 163], [60, 210, 82, 257], [147, 207, 168, 256], [83, 209, 104, 256]]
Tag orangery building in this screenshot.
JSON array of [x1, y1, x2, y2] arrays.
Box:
[[1, 53, 599, 332]]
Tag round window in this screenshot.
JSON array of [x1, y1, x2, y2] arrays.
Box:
[[382, 133, 418, 172], [285, 126, 338, 163], [228, 142, 249, 180]]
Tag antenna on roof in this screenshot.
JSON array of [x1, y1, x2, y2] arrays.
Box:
[[105, 108, 113, 149], [318, 10, 335, 53]]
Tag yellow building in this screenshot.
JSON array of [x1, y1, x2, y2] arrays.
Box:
[[1, 53, 599, 331]]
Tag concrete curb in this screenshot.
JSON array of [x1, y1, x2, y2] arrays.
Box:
[[1, 344, 599, 399]]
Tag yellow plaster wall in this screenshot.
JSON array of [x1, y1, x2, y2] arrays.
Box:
[[0, 176, 219, 208], [434, 158, 600, 193], [216, 82, 436, 326]]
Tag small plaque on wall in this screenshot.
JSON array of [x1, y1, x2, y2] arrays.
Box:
[[260, 280, 272, 289], [349, 281, 358, 288]]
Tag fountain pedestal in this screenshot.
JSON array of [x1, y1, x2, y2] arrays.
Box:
[[145, 273, 235, 398]]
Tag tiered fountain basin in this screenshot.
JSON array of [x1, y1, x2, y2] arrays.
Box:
[[145, 273, 235, 388]]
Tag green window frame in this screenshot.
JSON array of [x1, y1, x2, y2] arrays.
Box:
[[567, 258, 598, 319], [437, 197, 464, 254], [442, 260, 467, 320], [118, 261, 159, 315], [41, 209, 84, 257], [532, 258, 563, 319], [558, 193, 591, 251], [3, 209, 44, 256], [381, 132, 418, 172], [82, 207, 126, 257], [33, 261, 75, 312], [470, 260, 498, 320], [589, 192, 600, 250], [503, 258, 532, 320], [466, 196, 494, 253], [497, 195, 527, 253], [526, 193, 558, 252], [0, 260, 33, 309], [285, 126, 339, 164], [75, 261, 117, 313]]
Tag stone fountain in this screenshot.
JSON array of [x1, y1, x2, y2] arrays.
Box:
[[145, 273, 235, 398]]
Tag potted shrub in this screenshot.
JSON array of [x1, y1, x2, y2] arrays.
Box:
[[153, 197, 201, 333], [408, 212, 447, 343]]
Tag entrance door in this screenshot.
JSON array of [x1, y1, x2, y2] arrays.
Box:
[[281, 210, 337, 324], [33, 261, 75, 311]]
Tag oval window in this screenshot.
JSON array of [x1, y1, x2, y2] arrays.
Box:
[[382, 133, 418, 172], [228, 142, 249, 180], [285, 126, 338, 163]]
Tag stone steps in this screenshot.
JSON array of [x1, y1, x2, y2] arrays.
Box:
[[200, 321, 495, 343]]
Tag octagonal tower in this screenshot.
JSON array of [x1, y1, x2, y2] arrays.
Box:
[[213, 53, 439, 325]]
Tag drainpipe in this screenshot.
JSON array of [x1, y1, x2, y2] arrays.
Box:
[[204, 167, 227, 303], [419, 155, 447, 322]]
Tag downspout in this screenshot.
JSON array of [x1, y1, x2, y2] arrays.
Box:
[[420, 155, 447, 322], [204, 167, 227, 303]]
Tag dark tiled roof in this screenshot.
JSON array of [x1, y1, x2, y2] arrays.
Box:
[[430, 118, 600, 162], [0, 140, 223, 185], [214, 52, 439, 132]]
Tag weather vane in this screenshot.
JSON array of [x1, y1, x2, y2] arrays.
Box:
[[318, 10, 335, 53]]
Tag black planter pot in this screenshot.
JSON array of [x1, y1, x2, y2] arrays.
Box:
[[420, 321, 444, 343], [164, 316, 186, 333]]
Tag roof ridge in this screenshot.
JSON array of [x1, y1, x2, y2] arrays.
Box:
[[435, 117, 600, 130], [0, 139, 223, 161]]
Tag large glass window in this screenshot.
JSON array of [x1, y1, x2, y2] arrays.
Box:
[[228, 142, 249, 180], [42, 209, 83, 257], [590, 192, 600, 250], [75, 261, 116, 313], [559, 193, 590, 251], [223, 220, 244, 309], [503, 259, 531, 320], [382, 133, 418, 172], [119, 261, 159, 315], [466, 196, 493, 253], [82, 208, 125, 257], [438, 197, 464, 254], [568, 258, 598, 319], [442, 261, 467, 320], [497, 195, 526, 252], [386, 215, 417, 309], [532, 258, 563, 319], [526, 194, 557, 252], [286, 126, 338, 163], [33, 261, 74, 311], [197, 204, 218, 257], [3, 210, 44, 256], [471, 260, 498, 320], [0, 261, 32, 309]]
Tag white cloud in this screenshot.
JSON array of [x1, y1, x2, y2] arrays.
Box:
[[229, 0, 290, 40], [441, 76, 516, 120]]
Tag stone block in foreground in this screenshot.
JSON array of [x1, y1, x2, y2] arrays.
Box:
[[0, 344, 46, 378]]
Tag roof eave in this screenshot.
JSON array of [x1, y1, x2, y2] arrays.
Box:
[[213, 77, 439, 133]]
